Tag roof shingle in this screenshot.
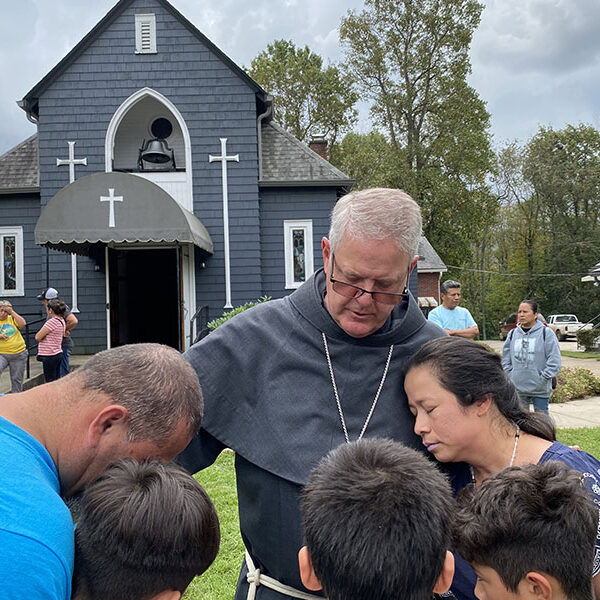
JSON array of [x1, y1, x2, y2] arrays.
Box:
[[417, 236, 447, 272], [0, 135, 38, 193], [261, 122, 352, 187]]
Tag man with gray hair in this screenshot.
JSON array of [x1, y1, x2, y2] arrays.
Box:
[[0, 343, 202, 600], [428, 279, 479, 339], [178, 188, 456, 600]]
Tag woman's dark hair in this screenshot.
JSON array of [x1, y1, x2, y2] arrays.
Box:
[[47, 298, 67, 318], [520, 299, 538, 314], [404, 337, 555, 441]]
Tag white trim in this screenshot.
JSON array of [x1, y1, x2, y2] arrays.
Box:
[[0, 226, 24, 296], [135, 14, 157, 54], [105, 246, 111, 349], [71, 254, 79, 313], [284, 220, 314, 289], [104, 87, 193, 211], [182, 244, 196, 351]]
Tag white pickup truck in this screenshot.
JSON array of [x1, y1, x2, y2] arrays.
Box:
[[546, 314, 593, 341]]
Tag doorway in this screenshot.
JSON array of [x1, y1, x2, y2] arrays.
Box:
[[108, 247, 182, 349]]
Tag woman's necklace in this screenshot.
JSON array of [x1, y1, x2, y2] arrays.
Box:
[[322, 332, 394, 443], [470, 423, 520, 487]]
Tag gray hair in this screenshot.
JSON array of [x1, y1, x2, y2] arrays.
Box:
[[328, 188, 422, 255], [440, 280, 461, 295], [77, 343, 202, 444], [0, 300, 12, 308]]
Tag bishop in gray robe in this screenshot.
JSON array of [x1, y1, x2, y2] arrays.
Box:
[[177, 188, 465, 599]]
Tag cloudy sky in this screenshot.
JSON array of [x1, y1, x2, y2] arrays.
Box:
[[1, 0, 599, 156]]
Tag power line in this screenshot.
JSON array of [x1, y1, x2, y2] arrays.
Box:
[[446, 265, 594, 278]]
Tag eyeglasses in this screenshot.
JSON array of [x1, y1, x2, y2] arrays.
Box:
[[329, 254, 409, 305]]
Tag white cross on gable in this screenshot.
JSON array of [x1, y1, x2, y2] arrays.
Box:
[[100, 188, 123, 228], [209, 138, 239, 309], [56, 141, 87, 184]]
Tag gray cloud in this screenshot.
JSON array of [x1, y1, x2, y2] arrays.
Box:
[[1, 0, 599, 155]]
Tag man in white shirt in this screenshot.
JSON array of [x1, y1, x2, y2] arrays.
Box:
[[428, 280, 479, 339]]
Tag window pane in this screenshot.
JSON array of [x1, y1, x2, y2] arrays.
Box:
[[3, 236, 16, 290], [292, 229, 306, 283]]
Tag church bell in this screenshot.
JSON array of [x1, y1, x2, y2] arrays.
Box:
[[138, 138, 176, 170]]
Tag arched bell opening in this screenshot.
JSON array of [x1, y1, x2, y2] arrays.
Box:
[[112, 97, 185, 172]]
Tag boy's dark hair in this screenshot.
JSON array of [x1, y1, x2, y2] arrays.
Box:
[[73, 459, 220, 600], [453, 462, 597, 600], [300, 438, 454, 600]]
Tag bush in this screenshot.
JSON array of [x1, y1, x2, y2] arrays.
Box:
[[576, 328, 600, 351], [550, 367, 600, 403], [207, 296, 271, 331]]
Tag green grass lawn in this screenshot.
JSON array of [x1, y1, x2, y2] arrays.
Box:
[[184, 451, 243, 600], [560, 350, 600, 360], [184, 428, 600, 600]]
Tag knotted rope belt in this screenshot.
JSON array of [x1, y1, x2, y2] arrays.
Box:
[[244, 550, 325, 600]]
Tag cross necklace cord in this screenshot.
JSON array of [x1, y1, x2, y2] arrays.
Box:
[[322, 332, 394, 443]]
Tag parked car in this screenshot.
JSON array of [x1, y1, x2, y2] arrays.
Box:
[[499, 313, 517, 340], [499, 312, 548, 341], [546, 314, 593, 341]]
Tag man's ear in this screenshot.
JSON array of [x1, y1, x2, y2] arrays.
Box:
[[87, 405, 128, 447], [409, 254, 419, 273], [298, 546, 323, 592], [520, 572, 553, 600], [322, 238, 331, 274], [433, 551, 455, 594], [150, 590, 181, 600]]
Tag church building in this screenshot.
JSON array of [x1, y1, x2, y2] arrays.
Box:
[[0, 0, 445, 353]]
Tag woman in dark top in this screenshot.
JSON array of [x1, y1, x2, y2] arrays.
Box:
[[404, 336, 600, 599]]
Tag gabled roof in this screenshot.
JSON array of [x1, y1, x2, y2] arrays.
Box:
[[417, 236, 446, 273], [19, 0, 269, 121], [260, 122, 353, 188], [0, 135, 39, 194]]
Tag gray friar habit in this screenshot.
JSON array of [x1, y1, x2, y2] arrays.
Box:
[[178, 268, 460, 599]]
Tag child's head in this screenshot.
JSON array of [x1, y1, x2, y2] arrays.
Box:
[[299, 438, 455, 600], [453, 462, 597, 600], [73, 459, 220, 600]]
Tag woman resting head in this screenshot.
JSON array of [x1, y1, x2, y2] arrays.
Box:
[[404, 337, 555, 477], [405, 337, 600, 597]]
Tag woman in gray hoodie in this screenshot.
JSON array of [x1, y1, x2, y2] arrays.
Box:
[[501, 300, 561, 414]]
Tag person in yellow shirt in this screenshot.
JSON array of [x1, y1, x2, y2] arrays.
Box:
[[0, 301, 27, 393]]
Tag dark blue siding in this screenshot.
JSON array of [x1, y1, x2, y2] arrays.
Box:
[[259, 187, 336, 299]]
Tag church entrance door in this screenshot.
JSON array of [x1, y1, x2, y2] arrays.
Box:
[[107, 247, 182, 350]]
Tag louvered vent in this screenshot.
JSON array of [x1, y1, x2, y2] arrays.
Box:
[[135, 14, 156, 54]]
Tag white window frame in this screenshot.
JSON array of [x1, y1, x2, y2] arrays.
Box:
[[135, 14, 157, 54], [0, 226, 24, 296], [284, 220, 314, 289]]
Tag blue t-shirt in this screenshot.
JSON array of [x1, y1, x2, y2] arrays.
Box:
[[428, 305, 476, 331], [451, 441, 600, 599], [0, 416, 73, 599]]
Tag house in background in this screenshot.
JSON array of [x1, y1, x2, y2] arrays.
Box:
[[0, 0, 442, 353], [416, 237, 447, 314]]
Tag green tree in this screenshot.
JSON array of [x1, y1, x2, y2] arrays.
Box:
[[247, 40, 358, 145], [329, 131, 397, 189], [340, 0, 495, 266], [524, 125, 600, 318]]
